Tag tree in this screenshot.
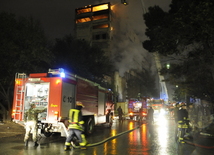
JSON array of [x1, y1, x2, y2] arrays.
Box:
[[127, 69, 158, 99], [52, 35, 114, 84], [143, 0, 214, 102], [0, 12, 53, 120]]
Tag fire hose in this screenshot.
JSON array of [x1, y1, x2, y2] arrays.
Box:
[[73, 125, 141, 148], [184, 139, 214, 149], [73, 123, 214, 150]]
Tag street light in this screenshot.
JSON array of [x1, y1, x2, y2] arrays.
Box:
[[166, 63, 170, 69]]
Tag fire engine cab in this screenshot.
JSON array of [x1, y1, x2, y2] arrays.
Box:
[[12, 68, 114, 137], [128, 98, 147, 120]]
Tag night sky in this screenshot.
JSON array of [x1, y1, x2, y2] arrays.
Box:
[[0, 0, 171, 41], [0, 0, 172, 76]]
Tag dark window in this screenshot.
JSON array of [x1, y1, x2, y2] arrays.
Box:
[[102, 33, 107, 39], [95, 34, 100, 40]]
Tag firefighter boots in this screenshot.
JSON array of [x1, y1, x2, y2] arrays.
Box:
[[34, 142, 39, 147], [64, 145, 72, 151]]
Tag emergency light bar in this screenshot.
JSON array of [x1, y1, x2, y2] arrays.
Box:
[[48, 68, 65, 78]]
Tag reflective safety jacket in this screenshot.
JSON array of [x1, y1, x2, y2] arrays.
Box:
[[68, 109, 84, 131], [177, 109, 189, 128]]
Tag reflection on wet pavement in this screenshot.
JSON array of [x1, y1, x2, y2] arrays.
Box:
[[80, 116, 177, 155], [1, 115, 214, 155]]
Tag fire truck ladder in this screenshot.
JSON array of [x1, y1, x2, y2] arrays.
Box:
[[14, 73, 27, 121]]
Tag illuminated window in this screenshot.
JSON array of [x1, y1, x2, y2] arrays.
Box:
[[76, 8, 91, 15], [93, 24, 109, 29], [92, 4, 109, 12], [76, 17, 91, 23], [92, 14, 108, 21]]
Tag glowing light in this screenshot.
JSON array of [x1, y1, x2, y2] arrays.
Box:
[[111, 129, 116, 136], [93, 24, 108, 29], [15, 80, 21, 85], [92, 4, 109, 12], [128, 121, 134, 130], [56, 79, 61, 84], [141, 124, 149, 155], [156, 114, 170, 155], [166, 63, 170, 69], [54, 111, 59, 120], [76, 17, 91, 23], [92, 14, 109, 21], [76, 8, 91, 14], [12, 109, 16, 117], [111, 5, 115, 11], [60, 72, 65, 78], [142, 112, 147, 116]]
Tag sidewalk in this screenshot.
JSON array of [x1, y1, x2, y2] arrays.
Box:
[[0, 121, 25, 139]]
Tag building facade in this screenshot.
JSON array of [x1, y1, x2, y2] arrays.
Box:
[[75, 3, 112, 57]]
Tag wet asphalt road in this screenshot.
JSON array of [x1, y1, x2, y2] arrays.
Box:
[[0, 114, 214, 155]]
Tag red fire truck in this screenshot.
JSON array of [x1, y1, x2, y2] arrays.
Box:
[[12, 68, 114, 137], [128, 98, 147, 120], [147, 99, 164, 113]]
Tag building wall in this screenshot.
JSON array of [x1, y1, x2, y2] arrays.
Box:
[[74, 2, 158, 103], [75, 2, 112, 57]]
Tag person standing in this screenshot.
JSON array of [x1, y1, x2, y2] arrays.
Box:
[[148, 107, 154, 124], [117, 106, 123, 121], [64, 101, 87, 151], [174, 103, 180, 141], [174, 103, 180, 123], [177, 104, 190, 143], [24, 103, 46, 147], [187, 103, 197, 133]]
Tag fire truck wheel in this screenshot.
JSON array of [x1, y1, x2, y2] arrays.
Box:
[[42, 131, 52, 137], [41, 123, 53, 137], [84, 117, 95, 135]]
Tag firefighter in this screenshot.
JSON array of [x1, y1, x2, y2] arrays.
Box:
[[177, 104, 190, 143], [148, 106, 154, 124], [117, 106, 123, 121], [174, 103, 180, 141], [174, 103, 180, 123], [64, 101, 87, 151], [24, 103, 46, 147], [187, 103, 197, 133]]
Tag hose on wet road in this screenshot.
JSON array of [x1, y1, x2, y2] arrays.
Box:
[[73, 124, 141, 148], [184, 139, 214, 149]]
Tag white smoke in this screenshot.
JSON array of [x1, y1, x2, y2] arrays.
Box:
[[92, 0, 164, 76], [92, 0, 170, 77]]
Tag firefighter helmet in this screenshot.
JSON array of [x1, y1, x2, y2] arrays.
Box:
[[76, 101, 84, 107], [180, 102, 186, 106]]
